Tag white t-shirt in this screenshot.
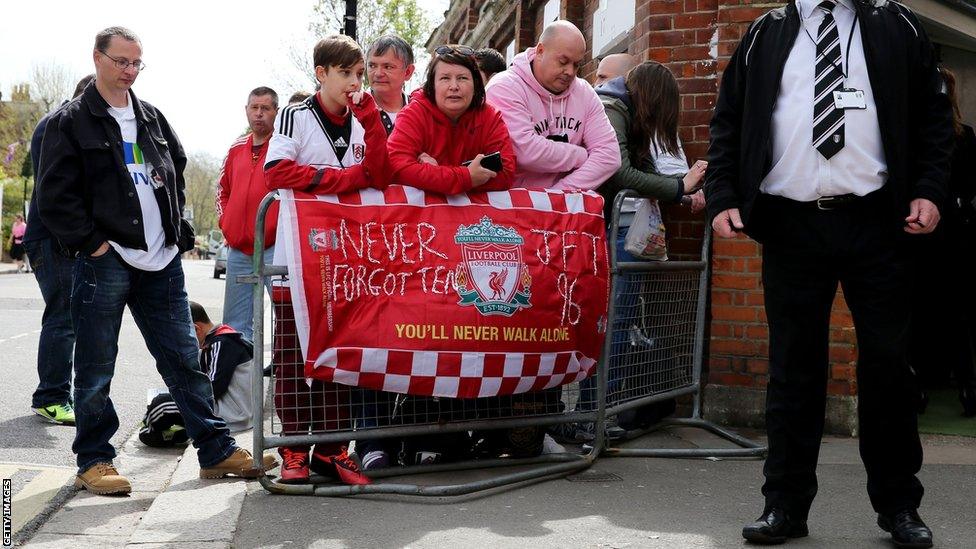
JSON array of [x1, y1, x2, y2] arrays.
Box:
[[106, 96, 178, 271]]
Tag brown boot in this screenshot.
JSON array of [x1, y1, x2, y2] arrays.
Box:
[[199, 447, 278, 479], [74, 463, 132, 495]]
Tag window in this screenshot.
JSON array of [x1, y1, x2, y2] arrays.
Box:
[[543, 0, 560, 24], [592, 0, 636, 58]]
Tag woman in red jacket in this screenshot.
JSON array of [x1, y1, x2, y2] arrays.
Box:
[[387, 45, 515, 194]]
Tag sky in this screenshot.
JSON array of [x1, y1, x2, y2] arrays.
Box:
[[0, 0, 451, 158]]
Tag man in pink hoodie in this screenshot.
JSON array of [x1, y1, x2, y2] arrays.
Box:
[[486, 20, 621, 190]]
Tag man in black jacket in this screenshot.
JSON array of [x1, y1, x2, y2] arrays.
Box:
[[704, 1, 953, 547], [36, 26, 272, 495]]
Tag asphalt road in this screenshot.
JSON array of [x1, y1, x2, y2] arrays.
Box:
[[0, 258, 229, 468]]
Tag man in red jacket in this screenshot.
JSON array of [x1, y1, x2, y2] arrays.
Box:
[[216, 86, 279, 342]]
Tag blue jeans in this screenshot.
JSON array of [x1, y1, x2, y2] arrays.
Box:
[[71, 251, 235, 472], [223, 246, 274, 342], [579, 222, 638, 411], [24, 238, 75, 408]]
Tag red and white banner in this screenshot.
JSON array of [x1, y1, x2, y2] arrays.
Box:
[[277, 185, 609, 399]]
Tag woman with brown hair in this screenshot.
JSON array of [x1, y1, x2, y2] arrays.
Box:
[[596, 60, 706, 218], [387, 44, 515, 193]]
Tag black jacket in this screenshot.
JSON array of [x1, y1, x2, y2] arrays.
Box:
[[704, 0, 954, 231], [201, 324, 253, 401], [36, 82, 193, 256]]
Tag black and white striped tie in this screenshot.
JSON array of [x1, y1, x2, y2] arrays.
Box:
[[813, 0, 844, 159]]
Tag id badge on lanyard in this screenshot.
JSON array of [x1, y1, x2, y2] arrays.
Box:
[[833, 89, 866, 109], [807, 10, 865, 110]]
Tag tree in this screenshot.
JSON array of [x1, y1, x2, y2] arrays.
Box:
[[0, 90, 43, 252], [310, 0, 431, 49], [30, 62, 76, 113], [281, 0, 433, 91], [182, 152, 222, 236]]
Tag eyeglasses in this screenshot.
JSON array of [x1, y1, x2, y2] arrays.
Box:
[[99, 51, 146, 72], [435, 45, 475, 58]]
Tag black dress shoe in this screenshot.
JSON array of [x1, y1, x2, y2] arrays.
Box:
[[878, 509, 933, 549], [742, 508, 808, 544]]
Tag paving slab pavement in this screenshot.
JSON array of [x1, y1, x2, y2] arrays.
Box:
[[231, 431, 976, 548], [123, 431, 256, 548], [16, 426, 976, 548], [20, 431, 183, 547]]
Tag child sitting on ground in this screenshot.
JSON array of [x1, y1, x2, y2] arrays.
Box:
[[139, 301, 256, 446]]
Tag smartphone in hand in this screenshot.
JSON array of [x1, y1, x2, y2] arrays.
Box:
[[462, 151, 503, 172]]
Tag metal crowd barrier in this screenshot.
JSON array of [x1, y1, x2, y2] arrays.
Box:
[[599, 190, 766, 459], [245, 189, 764, 498], [247, 192, 608, 497]]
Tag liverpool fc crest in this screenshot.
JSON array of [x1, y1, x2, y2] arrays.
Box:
[[454, 216, 531, 316], [307, 228, 332, 252]]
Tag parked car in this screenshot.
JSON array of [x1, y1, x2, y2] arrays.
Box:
[[207, 229, 224, 258], [213, 244, 228, 279]]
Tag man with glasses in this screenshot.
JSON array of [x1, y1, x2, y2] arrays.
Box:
[[366, 35, 415, 135], [37, 26, 274, 496]]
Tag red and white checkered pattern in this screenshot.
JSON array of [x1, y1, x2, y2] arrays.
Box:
[[294, 185, 606, 216], [313, 348, 594, 399]]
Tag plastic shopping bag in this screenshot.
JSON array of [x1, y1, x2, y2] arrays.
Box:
[[624, 198, 668, 261]]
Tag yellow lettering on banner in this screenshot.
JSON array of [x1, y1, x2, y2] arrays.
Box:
[[537, 327, 570, 342], [499, 327, 570, 342], [502, 327, 539, 341], [394, 324, 448, 340], [452, 325, 501, 341]]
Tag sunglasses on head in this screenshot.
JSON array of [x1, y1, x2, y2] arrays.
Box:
[[435, 45, 475, 57]]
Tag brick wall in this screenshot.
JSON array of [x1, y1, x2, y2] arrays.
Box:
[[578, 0, 601, 81]]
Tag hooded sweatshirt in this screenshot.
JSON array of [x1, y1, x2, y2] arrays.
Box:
[[387, 89, 515, 194], [485, 47, 620, 191], [201, 324, 254, 432], [595, 76, 684, 218]]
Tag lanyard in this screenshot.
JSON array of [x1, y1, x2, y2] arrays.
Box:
[[803, 8, 858, 80]]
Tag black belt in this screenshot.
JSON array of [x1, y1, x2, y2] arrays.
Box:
[[761, 191, 885, 211], [813, 194, 862, 210]]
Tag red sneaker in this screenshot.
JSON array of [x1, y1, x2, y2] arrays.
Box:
[[310, 447, 371, 485], [278, 447, 310, 484]]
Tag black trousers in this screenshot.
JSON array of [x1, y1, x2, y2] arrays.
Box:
[[753, 193, 923, 519]]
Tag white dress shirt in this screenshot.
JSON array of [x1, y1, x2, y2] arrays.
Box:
[[760, 0, 887, 201]]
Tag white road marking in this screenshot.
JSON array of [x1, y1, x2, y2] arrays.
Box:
[[0, 462, 76, 536], [0, 328, 41, 344]]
